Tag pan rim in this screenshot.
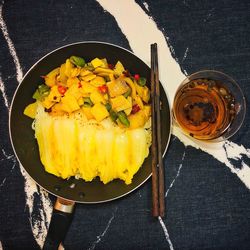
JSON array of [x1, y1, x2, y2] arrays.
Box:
[[9, 41, 172, 204]]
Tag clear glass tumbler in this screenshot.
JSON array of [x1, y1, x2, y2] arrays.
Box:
[[172, 70, 246, 142]]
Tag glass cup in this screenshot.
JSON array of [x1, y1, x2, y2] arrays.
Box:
[[172, 70, 246, 142]]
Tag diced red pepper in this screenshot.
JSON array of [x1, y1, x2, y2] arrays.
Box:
[[131, 104, 140, 114], [78, 82, 82, 88], [134, 74, 140, 80], [58, 85, 67, 95], [98, 84, 108, 94], [108, 64, 115, 69]]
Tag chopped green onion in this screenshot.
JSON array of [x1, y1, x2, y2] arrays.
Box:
[[70, 56, 85, 67], [105, 103, 112, 112], [83, 97, 93, 107], [105, 103, 118, 123], [117, 111, 130, 127], [32, 84, 50, 101], [138, 77, 147, 86], [123, 88, 132, 98], [110, 110, 118, 123]]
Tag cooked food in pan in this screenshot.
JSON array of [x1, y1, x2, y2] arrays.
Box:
[[24, 56, 151, 184]]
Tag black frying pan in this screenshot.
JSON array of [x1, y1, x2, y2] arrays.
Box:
[[9, 42, 171, 249]]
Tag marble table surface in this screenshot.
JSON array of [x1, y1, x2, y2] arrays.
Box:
[[0, 0, 250, 249]]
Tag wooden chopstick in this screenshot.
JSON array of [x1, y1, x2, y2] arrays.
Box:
[[150, 43, 165, 217], [151, 43, 159, 217]]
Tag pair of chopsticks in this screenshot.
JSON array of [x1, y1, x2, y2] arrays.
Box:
[[150, 43, 165, 217]]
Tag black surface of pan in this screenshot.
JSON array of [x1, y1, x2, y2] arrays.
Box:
[[9, 41, 171, 203]]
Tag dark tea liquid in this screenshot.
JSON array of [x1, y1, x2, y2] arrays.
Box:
[[173, 78, 236, 140]]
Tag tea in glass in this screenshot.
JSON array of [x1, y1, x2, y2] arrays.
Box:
[[173, 71, 246, 141]]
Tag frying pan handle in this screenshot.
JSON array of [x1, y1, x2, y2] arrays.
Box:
[[43, 198, 75, 250]]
